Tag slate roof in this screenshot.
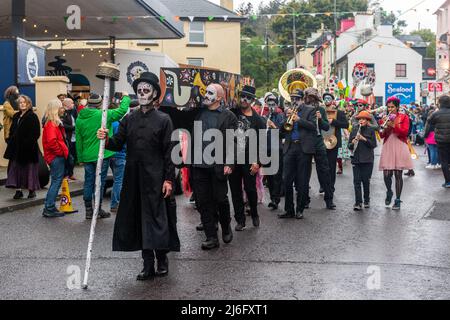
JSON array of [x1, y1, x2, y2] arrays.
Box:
[[157, 0, 244, 21], [396, 35, 428, 48]]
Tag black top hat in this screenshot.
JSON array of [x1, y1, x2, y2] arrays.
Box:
[[323, 92, 335, 101], [132, 72, 161, 101], [240, 85, 256, 98]]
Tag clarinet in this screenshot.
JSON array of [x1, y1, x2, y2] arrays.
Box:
[[352, 125, 362, 154], [315, 106, 321, 136]]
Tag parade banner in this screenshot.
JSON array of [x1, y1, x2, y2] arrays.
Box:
[[17, 38, 45, 85], [159, 67, 243, 109]]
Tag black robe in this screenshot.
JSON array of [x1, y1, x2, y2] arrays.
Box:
[[106, 108, 179, 252]]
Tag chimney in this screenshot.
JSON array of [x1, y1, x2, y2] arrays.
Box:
[[220, 0, 234, 11]]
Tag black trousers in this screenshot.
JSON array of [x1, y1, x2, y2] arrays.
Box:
[[142, 249, 168, 262], [229, 164, 258, 225], [305, 147, 333, 203], [284, 143, 312, 214], [438, 143, 450, 184], [352, 163, 374, 204], [65, 141, 76, 177], [192, 167, 231, 239], [326, 147, 339, 192], [267, 150, 283, 204]]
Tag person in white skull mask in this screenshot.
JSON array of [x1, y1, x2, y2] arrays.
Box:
[[158, 83, 238, 250], [97, 72, 180, 281]]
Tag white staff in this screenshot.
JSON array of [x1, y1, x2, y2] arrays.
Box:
[[82, 62, 120, 290]]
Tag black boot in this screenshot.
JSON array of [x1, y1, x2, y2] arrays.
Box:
[[155, 252, 169, 277], [85, 202, 93, 220], [137, 251, 155, 281]]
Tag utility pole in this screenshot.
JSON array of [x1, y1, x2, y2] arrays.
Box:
[[333, 0, 338, 76], [293, 13, 297, 68], [266, 25, 270, 91]]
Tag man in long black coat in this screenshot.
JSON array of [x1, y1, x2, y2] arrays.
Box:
[[98, 72, 179, 281]]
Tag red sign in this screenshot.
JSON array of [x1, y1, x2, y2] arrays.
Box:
[[428, 82, 443, 92], [427, 68, 436, 77]]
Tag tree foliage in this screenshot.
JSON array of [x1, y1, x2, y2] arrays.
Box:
[[379, 8, 407, 36], [410, 29, 436, 58], [240, 0, 369, 92]]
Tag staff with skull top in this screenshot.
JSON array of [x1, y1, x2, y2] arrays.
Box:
[[82, 62, 122, 289]]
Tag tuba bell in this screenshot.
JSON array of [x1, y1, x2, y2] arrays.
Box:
[[279, 68, 318, 131]]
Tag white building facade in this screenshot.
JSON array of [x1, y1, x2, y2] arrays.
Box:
[[337, 25, 423, 105], [435, 0, 450, 94]]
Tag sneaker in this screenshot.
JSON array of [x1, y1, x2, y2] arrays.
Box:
[[43, 208, 65, 218], [235, 223, 246, 231], [196, 223, 204, 231], [85, 206, 93, 220], [425, 164, 434, 169], [442, 183, 450, 189], [385, 191, 393, 207], [392, 199, 401, 210], [13, 190, 24, 200], [364, 202, 370, 209], [436, 164, 442, 169], [353, 203, 363, 211]]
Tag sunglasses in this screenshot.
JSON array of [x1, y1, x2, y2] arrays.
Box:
[[241, 95, 253, 101]]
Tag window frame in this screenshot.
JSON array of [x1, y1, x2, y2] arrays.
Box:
[[188, 21, 205, 44], [187, 58, 204, 67], [395, 63, 407, 78]]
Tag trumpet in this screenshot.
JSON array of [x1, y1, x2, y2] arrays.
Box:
[[284, 106, 299, 131]]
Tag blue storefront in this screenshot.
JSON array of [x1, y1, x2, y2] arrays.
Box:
[[0, 38, 45, 105]]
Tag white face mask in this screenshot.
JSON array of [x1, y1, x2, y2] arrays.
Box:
[[137, 82, 156, 106], [203, 85, 218, 106]]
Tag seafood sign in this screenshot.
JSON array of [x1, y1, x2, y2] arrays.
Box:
[[159, 67, 246, 108], [385, 83, 416, 105]]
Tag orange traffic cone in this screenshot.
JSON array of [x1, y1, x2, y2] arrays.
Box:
[[59, 178, 78, 213]]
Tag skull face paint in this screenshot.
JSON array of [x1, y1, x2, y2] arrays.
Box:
[[203, 85, 218, 106], [137, 82, 156, 106]]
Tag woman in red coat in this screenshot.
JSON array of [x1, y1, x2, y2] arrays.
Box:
[[42, 99, 69, 218], [378, 97, 413, 210]]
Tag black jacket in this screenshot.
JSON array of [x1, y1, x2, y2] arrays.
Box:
[[348, 125, 377, 164], [282, 104, 317, 155], [4, 110, 41, 165], [231, 107, 267, 165], [425, 104, 450, 144], [160, 105, 238, 179], [61, 110, 76, 142]]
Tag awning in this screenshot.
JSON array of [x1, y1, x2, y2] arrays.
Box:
[[0, 0, 184, 40]]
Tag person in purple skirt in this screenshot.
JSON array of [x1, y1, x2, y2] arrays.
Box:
[[4, 95, 41, 199]]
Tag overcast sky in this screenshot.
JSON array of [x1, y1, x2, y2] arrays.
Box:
[[210, 0, 444, 33]]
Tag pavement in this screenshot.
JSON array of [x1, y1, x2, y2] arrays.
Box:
[[1, 145, 450, 300], [0, 166, 85, 214]]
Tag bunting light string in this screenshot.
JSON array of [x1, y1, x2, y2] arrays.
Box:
[[18, 10, 373, 25]]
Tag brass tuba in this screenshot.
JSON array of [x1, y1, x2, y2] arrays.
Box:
[[279, 68, 318, 131]]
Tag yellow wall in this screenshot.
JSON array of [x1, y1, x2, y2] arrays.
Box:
[[39, 21, 241, 75]]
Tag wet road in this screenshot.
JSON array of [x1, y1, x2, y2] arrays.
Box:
[[1, 146, 450, 300]]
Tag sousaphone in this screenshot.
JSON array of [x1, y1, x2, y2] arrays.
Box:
[[278, 68, 318, 103]]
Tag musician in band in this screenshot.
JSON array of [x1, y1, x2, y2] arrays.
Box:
[[303, 88, 336, 210], [264, 93, 286, 210], [378, 97, 413, 211], [348, 111, 377, 211], [278, 86, 317, 219], [322, 93, 349, 192]]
